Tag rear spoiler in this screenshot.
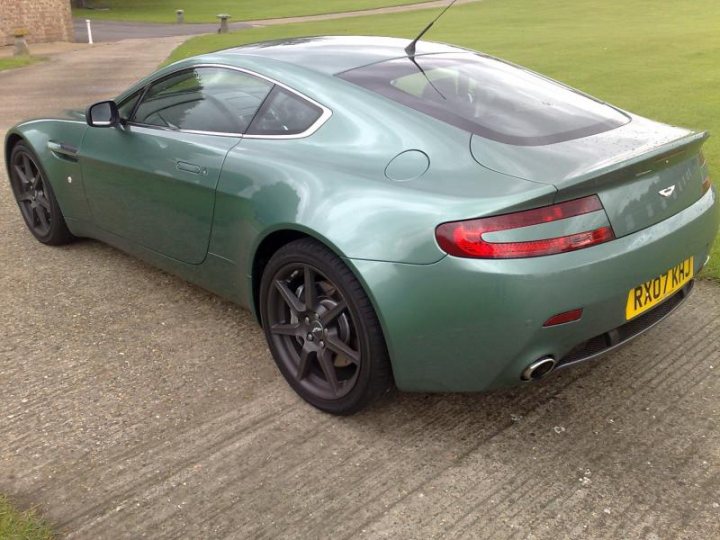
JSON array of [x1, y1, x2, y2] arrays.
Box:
[[557, 131, 709, 198]]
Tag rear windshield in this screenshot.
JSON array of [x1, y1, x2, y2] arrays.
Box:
[[338, 53, 629, 146]]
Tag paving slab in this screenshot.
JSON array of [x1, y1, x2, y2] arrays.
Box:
[[1, 35, 719, 539]]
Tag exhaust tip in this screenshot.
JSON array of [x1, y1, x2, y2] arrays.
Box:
[[521, 356, 557, 381]]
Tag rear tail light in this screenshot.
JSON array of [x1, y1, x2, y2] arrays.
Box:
[[435, 195, 615, 259]]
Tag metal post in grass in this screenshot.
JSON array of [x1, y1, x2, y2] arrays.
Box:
[[176, 10, 184, 23], [217, 14, 231, 33], [12, 29, 30, 56], [85, 19, 94, 45]]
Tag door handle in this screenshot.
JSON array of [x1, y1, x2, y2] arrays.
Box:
[[176, 161, 205, 175]]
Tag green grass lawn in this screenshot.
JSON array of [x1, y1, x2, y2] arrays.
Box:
[[73, 0, 424, 23], [168, 0, 720, 278], [0, 56, 39, 72], [0, 495, 53, 540]]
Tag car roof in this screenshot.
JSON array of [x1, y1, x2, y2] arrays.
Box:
[[209, 36, 468, 75]]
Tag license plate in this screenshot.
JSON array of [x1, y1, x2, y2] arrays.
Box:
[[625, 257, 693, 320]]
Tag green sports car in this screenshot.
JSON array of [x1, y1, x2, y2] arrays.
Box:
[[5, 36, 718, 414]]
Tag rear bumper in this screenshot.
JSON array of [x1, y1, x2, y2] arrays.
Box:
[[349, 188, 719, 392], [556, 279, 693, 369]]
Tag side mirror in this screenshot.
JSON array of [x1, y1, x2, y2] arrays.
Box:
[[86, 100, 120, 128]]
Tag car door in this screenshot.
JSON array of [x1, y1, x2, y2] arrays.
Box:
[[79, 66, 274, 264]]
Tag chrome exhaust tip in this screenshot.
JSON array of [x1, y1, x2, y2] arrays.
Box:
[[521, 356, 557, 381]]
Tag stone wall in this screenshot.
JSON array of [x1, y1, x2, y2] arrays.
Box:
[[0, 0, 73, 46]]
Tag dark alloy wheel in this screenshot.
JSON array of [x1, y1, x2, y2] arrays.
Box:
[[260, 238, 392, 415], [9, 142, 73, 245]]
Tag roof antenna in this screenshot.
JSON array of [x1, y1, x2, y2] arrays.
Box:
[[405, 0, 459, 57]]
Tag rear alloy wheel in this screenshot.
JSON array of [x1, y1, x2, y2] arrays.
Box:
[[9, 142, 73, 245], [260, 238, 392, 415]]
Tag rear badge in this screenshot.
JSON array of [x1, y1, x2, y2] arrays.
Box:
[[658, 185, 676, 197]]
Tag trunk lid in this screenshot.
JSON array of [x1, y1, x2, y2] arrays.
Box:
[[470, 115, 709, 237]]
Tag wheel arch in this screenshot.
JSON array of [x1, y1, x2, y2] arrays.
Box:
[[4, 131, 25, 177], [249, 227, 388, 343], [251, 227, 356, 322], [251, 229, 309, 321]]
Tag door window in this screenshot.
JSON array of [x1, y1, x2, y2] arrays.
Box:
[[132, 67, 274, 134]]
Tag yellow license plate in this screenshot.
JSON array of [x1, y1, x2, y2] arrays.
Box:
[[625, 257, 693, 320]]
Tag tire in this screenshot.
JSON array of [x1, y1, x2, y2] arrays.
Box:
[[8, 141, 74, 245], [259, 238, 393, 415]]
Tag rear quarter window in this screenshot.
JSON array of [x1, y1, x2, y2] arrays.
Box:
[[246, 86, 324, 137], [338, 53, 629, 146]]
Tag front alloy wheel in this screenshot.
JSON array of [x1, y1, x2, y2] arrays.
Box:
[[9, 142, 73, 245]]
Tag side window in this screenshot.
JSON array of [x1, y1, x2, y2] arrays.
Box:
[[246, 86, 324, 136], [131, 67, 273, 134]]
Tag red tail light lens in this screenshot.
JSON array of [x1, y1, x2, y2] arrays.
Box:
[[544, 308, 583, 327], [435, 195, 615, 259]]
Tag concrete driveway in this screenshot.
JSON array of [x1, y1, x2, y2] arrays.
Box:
[[1, 40, 719, 539]]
